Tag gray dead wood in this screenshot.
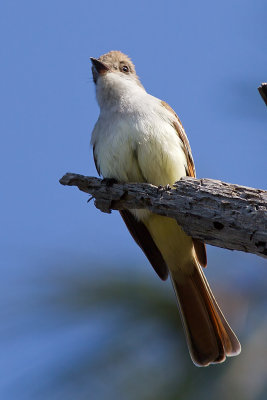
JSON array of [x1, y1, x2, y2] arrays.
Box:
[[59, 173, 267, 259]]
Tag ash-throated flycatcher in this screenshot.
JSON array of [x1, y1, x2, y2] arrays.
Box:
[[90, 51, 241, 366]]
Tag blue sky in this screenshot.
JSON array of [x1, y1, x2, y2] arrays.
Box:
[[0, 1, 266, 398], [1, 0, 266, 268]]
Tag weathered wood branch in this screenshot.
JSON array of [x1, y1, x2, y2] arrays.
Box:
[[60, 173, 267, 259], [258, 83, 267, 106]]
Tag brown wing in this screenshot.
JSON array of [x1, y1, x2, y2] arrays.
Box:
[[161, 101, 196, 177], [92, 147, 169, 280], [192, 238, 207, 267], [161, 101, 207, 267], [120, 210, 169, 281]]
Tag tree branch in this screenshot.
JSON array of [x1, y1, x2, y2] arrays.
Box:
[[258, 82, 267, 106], [59, 173, 267, 259]]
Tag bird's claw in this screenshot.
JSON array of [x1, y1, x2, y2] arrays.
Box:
[[101, 178, 118, 186]]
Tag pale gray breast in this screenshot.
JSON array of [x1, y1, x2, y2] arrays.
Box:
[[92, 113, 146, 182]]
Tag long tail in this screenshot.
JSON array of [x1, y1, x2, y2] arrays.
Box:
[[171, 262, 241, 367], [143, 214, 241, 366]]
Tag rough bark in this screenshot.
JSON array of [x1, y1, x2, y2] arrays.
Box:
[[59, 173, 267, 259]]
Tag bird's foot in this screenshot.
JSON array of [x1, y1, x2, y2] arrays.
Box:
[[101, 178, 118, 187], [157, 183, 171, 192]]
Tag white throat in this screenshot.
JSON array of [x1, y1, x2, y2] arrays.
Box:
[[95, 72, 146, 112]]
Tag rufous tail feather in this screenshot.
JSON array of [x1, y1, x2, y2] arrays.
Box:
[[171, 261, 241, 367]]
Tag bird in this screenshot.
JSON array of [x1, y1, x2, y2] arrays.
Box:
[[90, 50, 241, 366]]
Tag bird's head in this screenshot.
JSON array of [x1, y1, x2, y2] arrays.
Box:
[[90, 51, 144, 108]]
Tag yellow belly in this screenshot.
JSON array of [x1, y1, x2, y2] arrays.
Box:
[[144, 213, 195, 279]]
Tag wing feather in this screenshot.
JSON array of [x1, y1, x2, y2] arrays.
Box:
[[92, 147, 169, 280], [120, 210, 169, 280], [161, 101, 207, 267]]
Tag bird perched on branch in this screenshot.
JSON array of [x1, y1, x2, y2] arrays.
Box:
[[90, 50, 241, 366]]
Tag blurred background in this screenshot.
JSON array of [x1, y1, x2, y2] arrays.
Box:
[[1, 0, 266, 399]]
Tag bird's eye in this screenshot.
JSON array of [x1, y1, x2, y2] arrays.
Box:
[[122, 65, 129, 72]]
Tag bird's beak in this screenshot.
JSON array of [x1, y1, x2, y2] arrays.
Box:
[[90, 57, 109, 74]]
